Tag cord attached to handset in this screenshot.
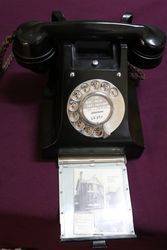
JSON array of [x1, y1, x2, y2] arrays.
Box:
[[0, 35, 14, 76]]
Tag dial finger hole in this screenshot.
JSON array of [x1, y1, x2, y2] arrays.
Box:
[[101, 82, 110, 91], [90, 80, 100, 90], [80, 83, 90, 93], [68, 100, 79, 112], [71, 90, 82, 101], [110, 87, 118, 97], [83, 126, 93, 136], [93, 127, 103, 137], [68, 112, 79, 122], [74, 119, 85, 131]]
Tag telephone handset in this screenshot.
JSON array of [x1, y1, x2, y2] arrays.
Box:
[[12, 11, 166, 159], [13, 13, 165, 71]]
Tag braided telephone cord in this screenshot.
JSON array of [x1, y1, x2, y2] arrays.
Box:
[[0, 35, 14, 76], [128, 62, 145, 81]]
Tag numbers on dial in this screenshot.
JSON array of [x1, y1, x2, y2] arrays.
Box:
[[75, 119, 85, 131], [100, 82, 110, 91], [71, 90, 82, 101], [80, 83, 90, 93], [68, 112, 79, 122], [90, 80, 100, 90], [83, 126, 93, 136], [68, 100, 79, 112], [67, 79, 124, 138], [93, 127, 103, 137], [110, 87, 118, 97]]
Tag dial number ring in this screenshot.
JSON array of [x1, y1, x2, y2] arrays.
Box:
[[67, 79, 125, 138]]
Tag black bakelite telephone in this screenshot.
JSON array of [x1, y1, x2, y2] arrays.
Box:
[[10, 11, 166, 160], [0, 10, 166, 245]]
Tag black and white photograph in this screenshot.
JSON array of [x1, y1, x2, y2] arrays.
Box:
[[73, 167, 133, 236]]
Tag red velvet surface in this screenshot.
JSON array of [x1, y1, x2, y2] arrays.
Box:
[[0, 1, 167, 249]]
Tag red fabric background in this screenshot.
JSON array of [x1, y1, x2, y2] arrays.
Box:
[[0, 1, 167, 249]]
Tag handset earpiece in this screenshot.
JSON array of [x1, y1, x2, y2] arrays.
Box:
[[12, 21, 55, 73], [128, 25, 166, 68]]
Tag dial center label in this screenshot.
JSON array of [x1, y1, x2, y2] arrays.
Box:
[[82, 95, 112, 125]]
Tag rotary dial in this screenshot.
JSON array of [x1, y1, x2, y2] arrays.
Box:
[[67, 79, 125, 138]]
